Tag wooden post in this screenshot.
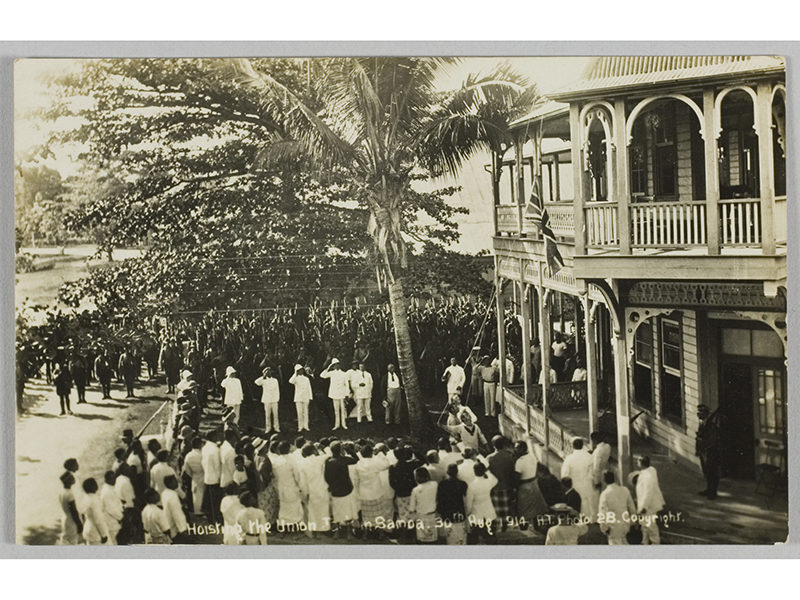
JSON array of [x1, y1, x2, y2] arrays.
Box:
[[570, 103, 586, 255], [613, 98, 631, 254], [583, 296, 599, 435], [538, 262, 551, 449], [613, 332, 632, 483], [491, 154, 501, 236], [757, 81, 776, 254], [495, 272, 507, 416], [520, 278, 533, 433], [515, 138, 527, 237], [553, 153, 561, 202], [703, 87, 721, 255]]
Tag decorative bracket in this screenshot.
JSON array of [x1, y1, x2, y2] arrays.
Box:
[[623, 307, 677, 366], [733, 310, 788, 364]]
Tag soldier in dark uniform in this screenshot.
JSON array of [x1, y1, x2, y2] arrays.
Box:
[[118, 347, 139, 398], [94, 349, 115, 399], [69, 351, 88, 404], [696, 404, 721, 500], [161, 341, 183, 394]]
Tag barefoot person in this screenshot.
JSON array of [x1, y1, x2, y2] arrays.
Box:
[[58, 472, 83, 545]]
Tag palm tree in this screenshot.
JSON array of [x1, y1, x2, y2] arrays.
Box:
[[228, 57, 539, 445]]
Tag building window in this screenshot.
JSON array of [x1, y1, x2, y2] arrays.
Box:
[[660, 318, 684, 423], [633, 320, 654, 409]]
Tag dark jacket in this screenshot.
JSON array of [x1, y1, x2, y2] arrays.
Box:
[[380, 371, 404, 399], [324, 455, 357, 497]]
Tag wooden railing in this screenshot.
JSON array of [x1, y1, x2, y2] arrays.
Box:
[[539, 202, 575, 238], [529, 404, 546, 439], [720, 199, 762, 246], [496, 205, 518, 233], [631, 201, 707, 247], [585, 202, 619, 247], [502, 387, 582, 459], [527, 381, 588, 411], [774, 196, 787, 245], [503, 388, 528, 429]]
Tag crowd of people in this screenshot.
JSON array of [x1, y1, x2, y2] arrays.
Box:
[[56, 368, 668, 547]]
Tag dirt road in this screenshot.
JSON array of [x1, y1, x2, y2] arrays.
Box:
[[15, 376, 170, 545]]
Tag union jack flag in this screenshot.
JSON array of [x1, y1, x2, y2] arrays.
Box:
[[524, 180, 564, 275]]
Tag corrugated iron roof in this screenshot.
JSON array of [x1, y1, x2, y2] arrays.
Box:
[[510, 99, 569, 127], [550, 55, 785, 99]]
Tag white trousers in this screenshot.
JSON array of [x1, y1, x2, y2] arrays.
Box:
[[295, 401, 309, 430], [355, 397, 371, 421], [191, 480, 206, 515], [332, 398, 347, 428], [264, 402, 280, 432]]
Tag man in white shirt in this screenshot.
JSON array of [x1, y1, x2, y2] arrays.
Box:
[[100, 471, 124, 545], [350, 362, 374, 423], [219, 429, 238, 489], [320, 358, 351, 430], [456, 447, 481, 484], [182, 437, 206, 516], [634, 455, 665, 545], [382, 364, 403, 425], [150, 450, 178, 496], [560, 438, 598, 522], [289, 364, 313, 432], [442, 357, 466, 401], [221, 366, 243, 423], [598, 470, 637, 545], [162, 475, 189, 541], [80, 478, 110, 545], [491, 355, 515, 385], [201, 433, 222, 522], [590, 431, 612, 491], [353, 444, 391, 528], [255, 366, 281, 433]]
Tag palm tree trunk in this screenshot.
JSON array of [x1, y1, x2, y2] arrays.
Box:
[[387, 276, 436, 446]]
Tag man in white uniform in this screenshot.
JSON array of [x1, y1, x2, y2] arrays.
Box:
[[201, 433, 222, 522], [221, 366, 244, 423], [591, 431, 612, 491], [320, 358, 351, 430], [634, 455, 665, 545], [598, 470, 637, 545], [560, 438, 598, 522], [289, 364, 313, 432], [442, 357, 466, 401], [350, 362, 374, 423], [255, 366, 281, 433]]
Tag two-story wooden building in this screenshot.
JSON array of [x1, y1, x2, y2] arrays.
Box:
[[490, 56, 787, 483]]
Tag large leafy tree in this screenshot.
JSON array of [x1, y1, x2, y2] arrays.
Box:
[[227, 58, 538, 443], [44, 59, 484, 323]]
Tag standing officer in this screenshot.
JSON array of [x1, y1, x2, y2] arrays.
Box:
[[696, 404, 720, 500]]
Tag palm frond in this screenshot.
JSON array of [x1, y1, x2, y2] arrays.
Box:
[[222, 59, 361, 172], [413, 112, 512, 175]]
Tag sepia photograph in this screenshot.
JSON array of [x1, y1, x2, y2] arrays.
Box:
[[13, 54, 788, 548]]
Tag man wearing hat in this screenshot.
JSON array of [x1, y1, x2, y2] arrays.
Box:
[[320, 358, 351, 430], [696, 404, 721, 500], [221, 366, 244, 424], [289, 364, 313, 432], [255, 367, 281, 434]]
